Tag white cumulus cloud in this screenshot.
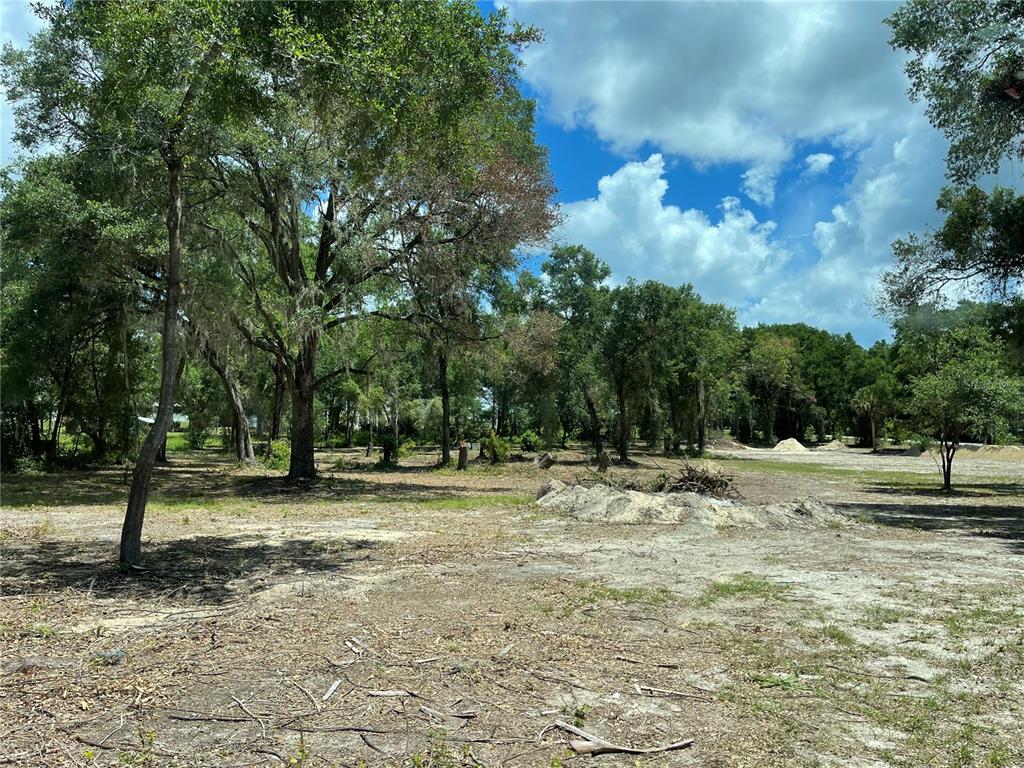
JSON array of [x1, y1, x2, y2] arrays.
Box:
[[556, 154, 789, 306], [741, 165, 779, 206], [804, 153, 835, 175], [506, 0, 965, 341]]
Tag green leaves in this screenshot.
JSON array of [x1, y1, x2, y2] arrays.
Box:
[[905, 324, 1024, 446]]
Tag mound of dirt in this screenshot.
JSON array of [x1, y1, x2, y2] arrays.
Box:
[[814, 439, 847, 452], [707, 437, 747, 451], [772, 438, 809, 453], [975, 444, 1023, 461], [536, 479, 849, 530]]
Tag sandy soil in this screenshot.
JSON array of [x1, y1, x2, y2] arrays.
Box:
[[1, 448, 1022, 767]]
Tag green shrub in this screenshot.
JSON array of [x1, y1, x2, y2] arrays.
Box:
[[398, 439, 417, 458], [13, 456, 46, 475], [263, 439, 290, 470], [482, 431, 510, 464], [185, 415, 211, 449], [519, 429, 541, 452]]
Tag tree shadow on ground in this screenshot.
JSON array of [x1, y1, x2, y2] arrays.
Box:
[[2, 456, 525, 509], [835, 498, 1024, 543], [0, 535, 380, 604], [223, 474, 520, 502], [862, 482, 1024, 499]]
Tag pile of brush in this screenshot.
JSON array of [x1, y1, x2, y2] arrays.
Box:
[[602, 461, 739, 500], [655, 462, 739, 499]]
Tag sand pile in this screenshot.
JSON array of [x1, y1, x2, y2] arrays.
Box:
[[975, 445, 1024, 461], [707, 437, 747, 451], [772, 438, 809, 453], [815, 439, 847, 452], [536, 479, 848, 530]]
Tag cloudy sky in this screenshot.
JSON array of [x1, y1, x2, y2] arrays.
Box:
[[500, 0, 972, 343], [3, 2, 1017, 343]]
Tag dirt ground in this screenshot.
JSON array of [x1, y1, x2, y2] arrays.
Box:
[[1, 446, 1022, 768]]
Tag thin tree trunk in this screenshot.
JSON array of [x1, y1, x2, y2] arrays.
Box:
[[696, 378, 707, 455], [941, 434, 956, 491], [119, 42, 219, 567], [616, 379, 628, 463], [121, 155, 185, 567], [157, 356, 187, 465], [344, 407, 354, 448], [584, 389, 602, 460], [27, 401, 43, 459], [270, 359, 286, 445], [205, 342, 255, 463], [438, 347, 451, 466], [288, 336, 318, 479]]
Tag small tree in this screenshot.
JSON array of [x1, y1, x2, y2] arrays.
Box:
[[906, 327, 1023, 490], [851, 374, 898, 449]]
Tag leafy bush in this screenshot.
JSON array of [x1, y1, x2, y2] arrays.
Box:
[[13, 456, 46, 475], [398, 439, 417, 458], [481, 431, 510, 464], [185, 415, 211, 449], [378, 434, 398, 465], [519, 429, 541, 452], [263, 439, 290, 470]]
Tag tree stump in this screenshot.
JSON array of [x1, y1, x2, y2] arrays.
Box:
[[536, 451, 555, 469], [457, 443, 469, 470], [597, 451, 611, 473]]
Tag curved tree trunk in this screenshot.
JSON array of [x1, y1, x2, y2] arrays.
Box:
[[118, 42, 221, 568], [205, 342, 255, 463], [121, 154, 184, 567]]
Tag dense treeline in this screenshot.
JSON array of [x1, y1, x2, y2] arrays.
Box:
[[4, 213, 1022, 472]]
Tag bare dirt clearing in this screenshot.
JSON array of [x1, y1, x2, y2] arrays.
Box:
[[2, 448, 1022, 767]]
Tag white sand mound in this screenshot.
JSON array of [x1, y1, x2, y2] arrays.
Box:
[[815, 439, 847, 452], [536, 480, 848, 530], [772, 438, 809, 453]]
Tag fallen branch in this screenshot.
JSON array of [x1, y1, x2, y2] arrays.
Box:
[[231, 696, 268, 739], [554, 720, 693, 756], [634, 683, 711, 701]]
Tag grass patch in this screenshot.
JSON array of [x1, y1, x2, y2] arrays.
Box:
[[574, 579, 674, 606], [861, 604, 906, 629], [699, 574, 789, 607], [819, 623, 857, 647]]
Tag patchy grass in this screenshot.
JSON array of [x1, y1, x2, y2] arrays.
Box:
[[861, 604, 908, 629], [698, 573, 789, 607], [819, 623, 858, 648], [574, 579, 674, 606], [414, 494, 534, 511]]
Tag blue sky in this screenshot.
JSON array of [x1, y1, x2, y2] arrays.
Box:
[[5, 2, 1021, 344], [495, 1, 1022, 344]]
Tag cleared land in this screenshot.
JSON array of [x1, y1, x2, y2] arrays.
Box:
[[1, 447, 1022, 767]]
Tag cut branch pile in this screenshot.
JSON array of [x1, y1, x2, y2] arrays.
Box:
[[610, 462, 739, 499]]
